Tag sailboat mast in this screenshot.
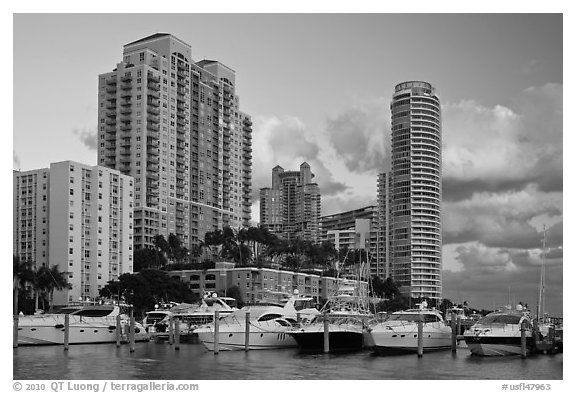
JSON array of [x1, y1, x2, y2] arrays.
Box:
[[537, 225, 547, 321]]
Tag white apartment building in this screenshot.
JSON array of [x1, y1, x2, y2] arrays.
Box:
[[13, 161, 134, 305]]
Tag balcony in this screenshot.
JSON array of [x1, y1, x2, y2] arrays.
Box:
[[148, 114, 160, 124], [120, 82, 132, 91], [120, 99, 132, 107], [147, 73, 160, 83], [147, 147, 159, 157], [146, 172, 159, 181], [105, 118, 117, 126], [147, 81, 160, 91], [147, 156, 160, 165], [147, 163, 159, 172], [147, 90, 160, 99], [119, 148, 131, 156], [120, 90, 132, 98], [106, 78, 117, 85], [121, 75, 132, 82], [120, 115, 132, 123], [146, 123, 160, 132], [119, 156, 131, 165], [120, 124, 132, 131], [147, 99, 159, 107], [106, 86, 117, 94], [105, 102, 117, 110], [147, 106, 160, 115], [120, 107, 131, 115]]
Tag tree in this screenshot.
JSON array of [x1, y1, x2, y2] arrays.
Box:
[[37, 265, 71, 312], [99, 269, 198, 318], [224, 285, 245, 308], [134, 248, 167, 272]]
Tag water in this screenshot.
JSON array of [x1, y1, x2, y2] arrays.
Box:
[[13, 342, 562, 380]]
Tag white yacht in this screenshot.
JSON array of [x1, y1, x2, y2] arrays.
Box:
[[195, 292, 319, 351], [463, 305, 533, 356], [148, 295, 239, 340], [368, 302, 452, 355], [16, 303, 149, 346]]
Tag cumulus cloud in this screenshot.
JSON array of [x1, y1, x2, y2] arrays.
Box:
[[325, 98, 389, 174], [442, 84, 562, 201], [251, 114, 349, 204], [443, 184, 562, 248], [73, 127, 98, 150]]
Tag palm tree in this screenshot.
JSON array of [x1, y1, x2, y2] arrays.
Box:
[[45, 265, 72, 310]]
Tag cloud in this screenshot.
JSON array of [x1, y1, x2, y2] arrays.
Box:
[[73, 127, 98, 150], [325, 98, 389, 174], [443, 184, 562, 248], [442, 84, 562, 201], [13, 151, 21, 170], [251, 114, 349, 205]]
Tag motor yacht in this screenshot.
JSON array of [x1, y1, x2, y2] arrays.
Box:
[[195, 292, 319, 351], [463, 304, 533, 356], [368, 302, 452, 355], [16, 303, 148, 345]]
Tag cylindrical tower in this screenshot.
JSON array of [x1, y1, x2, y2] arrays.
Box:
[[390, 81, 442, 301]]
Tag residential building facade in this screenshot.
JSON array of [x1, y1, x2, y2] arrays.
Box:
[[169, 263, 367, 304], [13, 161, 134, 305], [96, 33, 252, 251], [382, 81, 442, 300], [259, 162, 321, 242]]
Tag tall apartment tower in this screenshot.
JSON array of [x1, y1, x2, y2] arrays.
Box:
[[382, 81, 442, 301], [13, 161, 134, 305], [97, 33, 252, 251], [260, 162, 321, 242]]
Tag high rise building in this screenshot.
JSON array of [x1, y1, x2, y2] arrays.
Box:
[[380, 81, 442, 300], [13, 161, 134, 305], [260, 162, 321, 242], [97, 33, 252, 251]]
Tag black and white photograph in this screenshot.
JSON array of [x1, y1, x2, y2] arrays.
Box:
[[9, 4, 568, 389]]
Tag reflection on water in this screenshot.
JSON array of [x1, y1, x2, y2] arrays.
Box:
[[14, 342, 562, 380]]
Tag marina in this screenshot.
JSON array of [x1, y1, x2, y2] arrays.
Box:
[[13, 340, 562, 380]]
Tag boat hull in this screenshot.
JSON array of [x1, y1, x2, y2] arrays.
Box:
[[371, 331, 452, 355], [464, 336, 533, 356], [289, 328, 364, 353], [16, 316, 148, 346], [195, 325, 297, 351]]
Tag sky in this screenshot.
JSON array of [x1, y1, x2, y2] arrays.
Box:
[[10, 12, 565, 316]]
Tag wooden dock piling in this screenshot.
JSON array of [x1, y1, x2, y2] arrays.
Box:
[[323, 312, 330, 354], [13, 315, 18, 348], [64, 314, 70, 350], [129, 308, 135, 353], [116, 314, 121, 347], [214, 310, 220, 354], [168, 315, 174, 345], [417, 314, 424, 358], [244, 311, 251, 352], [174, 318, 180, 350], [451, 313, 457, 353], [520, 321, 527, 358]]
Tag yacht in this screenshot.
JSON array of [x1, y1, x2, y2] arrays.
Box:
[[368, 302, 452, 355], [195, 292, 319, 351], [288, 289, 372, 353], [149, 295, 239, 340], [16, 303, 149, 346], [463, 304, 533, 356]]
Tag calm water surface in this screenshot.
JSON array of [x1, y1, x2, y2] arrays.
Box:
[[13, 341, 562, 380]]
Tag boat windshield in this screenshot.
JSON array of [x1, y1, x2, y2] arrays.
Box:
[[70, 308, 114, 317], [385, 314, 441, 323], [294, 299, 315, 311], [478, 314, 522, 325]]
